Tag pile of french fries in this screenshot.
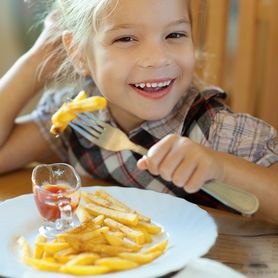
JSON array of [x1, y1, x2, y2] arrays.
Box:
[[17, 189, 168, 275]]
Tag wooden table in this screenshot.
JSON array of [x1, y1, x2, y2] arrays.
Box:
[[0, 166, 110, 201], [1, 166, 277, 277]]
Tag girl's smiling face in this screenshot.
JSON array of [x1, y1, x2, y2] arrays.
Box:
[[84, 0, 195, 132]]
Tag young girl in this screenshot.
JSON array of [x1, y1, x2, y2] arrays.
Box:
[[0, 0, 278, 223]]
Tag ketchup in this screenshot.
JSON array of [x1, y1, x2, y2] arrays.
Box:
[[34, 184, 79, 222]]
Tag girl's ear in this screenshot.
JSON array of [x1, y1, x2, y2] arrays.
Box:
[[62, 31, 90, 76]]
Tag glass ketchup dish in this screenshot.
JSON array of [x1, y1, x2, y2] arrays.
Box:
[[32, 163, 81, 238]]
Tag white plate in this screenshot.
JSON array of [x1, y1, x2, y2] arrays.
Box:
[[0, 186, 217, 278]]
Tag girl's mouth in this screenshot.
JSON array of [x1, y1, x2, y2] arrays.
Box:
[[130, 79, 175, 99]]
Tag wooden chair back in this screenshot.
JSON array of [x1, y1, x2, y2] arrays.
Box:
[[191, 0, 278, 130]]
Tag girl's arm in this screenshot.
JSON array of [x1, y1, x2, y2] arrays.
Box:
[[137, 135, 278, 224], [0, 121, 59, 174], [0, 51, 45, 147], [212, 150, 278, 223], [0, 12, 64, 173]]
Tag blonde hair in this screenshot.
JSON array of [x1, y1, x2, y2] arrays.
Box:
[[38, 0, 119, 86], [40, 0, 206, 88]]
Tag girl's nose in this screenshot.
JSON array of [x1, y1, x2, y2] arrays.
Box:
[[137, 43, 172, 68]]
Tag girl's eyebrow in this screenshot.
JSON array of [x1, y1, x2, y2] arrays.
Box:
[[168, 18, 191, 27], [106, 18, 191, 33], [106, 24, 136, 33]]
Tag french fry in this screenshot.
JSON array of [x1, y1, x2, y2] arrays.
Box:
[[42, 251, 53, 259], [135, 212, 151, 223], [67, 96, 107, 112], [64, 235, 108, 252], [57, 226, 109, 242], [95, 190, 132, 211], [103, 231, 141, 251], [66, 220, 100, 234], [133, 226, 153, 244], [104, 218, 145, 244], [120, 238, 143, 251], [72, 90, 87, 101], [82, 192, 127, 212], [34, 234, 47, 259], [107, 230, 125, 239], [43, 257, 57, 263], [76, 205, 92, 223], [104, 231, 125, 246], [24, 257, 61, 272], [143, 239, 168, 254], [65, 253, 100, 266], [84, 243, 133, 256], [61, 264, 110, 275], [54, 255, 75, 264], [54, 247, 77, 258], [93, 214, 105, 225], [95, 257, 138, 270], [36, 242, 70, 254], [137, 221, 161, 234], [86, 203, 139, 226], [50, 109, 76, 134], [17, 236, 32, 260], [59, 237, 82, 251], [119, 250, 162, 264], [95, 190, 151, 222], [50, 91, 107, 135]]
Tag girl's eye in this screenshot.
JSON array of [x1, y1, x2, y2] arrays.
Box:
[[166, 32, 187, 39], [114, 36, 135, 43]]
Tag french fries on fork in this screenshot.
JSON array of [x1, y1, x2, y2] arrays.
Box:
[[50, 91, 107, 135]]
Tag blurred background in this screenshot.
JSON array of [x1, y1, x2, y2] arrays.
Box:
[[0, 0, 42, 75], [0, 0, 46, 114], [0, 0, 278, 130]]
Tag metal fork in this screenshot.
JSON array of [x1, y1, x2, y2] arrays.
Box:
[[69, 112, 259, 215], [70, 112, 148, 155]]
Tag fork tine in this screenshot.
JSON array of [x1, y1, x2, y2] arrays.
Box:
[[71, 118, 102, 138], [82, 112, 107, 128], [75, 115, 103, 133], [77, 113, 105, 133], [69, 122, 99, 144]]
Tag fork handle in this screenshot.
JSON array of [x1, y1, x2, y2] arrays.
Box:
[[202, 181, 259, 215], [132, 145, 148, 156]]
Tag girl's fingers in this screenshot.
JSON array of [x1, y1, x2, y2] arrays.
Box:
[[144, 135, 175, 175], [158, 143, 187, 181], [137, 156, 148, 170], [171, 158, 197, 188], [138, 134, 223, 194], [183, 164, 209, 193], [158, 136, 199, 182]]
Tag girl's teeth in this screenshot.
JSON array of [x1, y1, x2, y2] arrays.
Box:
[[134, 80, 171, 88]]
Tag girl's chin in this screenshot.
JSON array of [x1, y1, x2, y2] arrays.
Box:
[[110, 103, 174, 126], [137, 111, 173, 122]]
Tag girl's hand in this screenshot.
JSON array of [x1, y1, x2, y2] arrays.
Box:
[[137, 134, 225, 193]]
